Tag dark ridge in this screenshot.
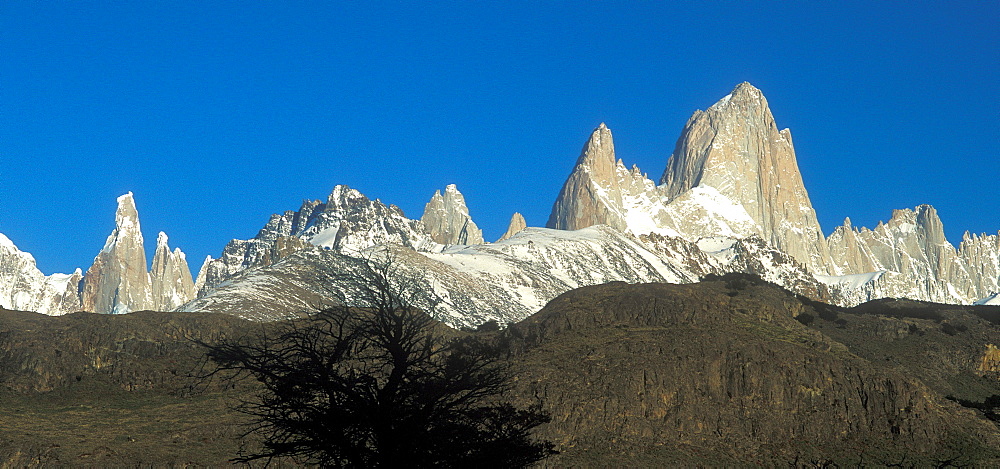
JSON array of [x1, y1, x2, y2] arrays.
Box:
[[5, 278, 1000, 466]]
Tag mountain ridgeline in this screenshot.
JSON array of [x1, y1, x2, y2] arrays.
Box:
[[1, 82, 998, 323]]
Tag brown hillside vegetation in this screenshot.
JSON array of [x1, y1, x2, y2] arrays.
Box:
[[2, 275, 1000, 465]]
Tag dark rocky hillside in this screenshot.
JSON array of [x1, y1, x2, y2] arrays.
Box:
[[503, 275, 1000, 466], [3, 276, 1000, 466], [0, 309, 262, 466], [804, 297, 1000, 410]]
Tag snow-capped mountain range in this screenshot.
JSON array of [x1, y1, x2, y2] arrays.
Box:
[[2, 83, 997, 326]]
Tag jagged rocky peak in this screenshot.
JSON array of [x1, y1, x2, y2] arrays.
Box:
[[547, 123, 651, 232], [913, 205, 947, 245], [420, 184, 484, 245], [192, 184, 435, 297], [660, 82, 832, 274], [82, 192, 153, 314], [546, 123, 617, 232], [150, 231, 196, 311], [960, 231, 1000, 300], [193, 255, 213, 297], [255, 199, 326, 243], [304, 184, 434, 253], [498, 212, 527, 241], [822, 203, 999, 305], [576, 123, 617, 185]]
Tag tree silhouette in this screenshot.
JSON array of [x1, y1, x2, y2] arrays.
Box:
[[201, 252, 555, 467]]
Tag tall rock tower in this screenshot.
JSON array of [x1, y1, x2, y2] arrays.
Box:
[[82, 192, 154, 314], [547, 123, 655, 232], [661, 82, 833, 273], [150, 231, 196, 311]]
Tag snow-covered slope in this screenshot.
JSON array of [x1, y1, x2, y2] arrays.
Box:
[[661, 82, 833, 273], [546, 83, 998, 307], [181, 224, 833, 327], [181, 226, 701, 325], [546, 123, 759, 243], [975, 293, 1000, 306], [4, 82, 998, 321]]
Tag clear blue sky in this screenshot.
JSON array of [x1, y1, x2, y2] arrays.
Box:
[[2, 1, 997, 276]]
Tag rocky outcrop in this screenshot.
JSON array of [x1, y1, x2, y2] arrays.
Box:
[[76, 193, 196, 314], [548, 123, 636, 232], [82, 193, 154, 314], [542, 84, 1000, 307], [0, 194, 197, 315], [420, 184, 484, 245], [498, 212, 527, 241], [959, 231, 1000, 300], [660, 82, 832, 273], [0, 234, 82, 315], [150, 232, 196, 311]]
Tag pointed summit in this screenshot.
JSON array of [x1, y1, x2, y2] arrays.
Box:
[[573, 123, 616, 186], [547, 123, 635, 231], [706, 82, 764, 112], [82, 192, 153, 314], [731, 81, 764, 98], [660, 83, 833, 273], [498, 212, 527, 241]]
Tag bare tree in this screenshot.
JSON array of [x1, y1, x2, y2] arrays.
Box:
[[201, 252, 555, 467]]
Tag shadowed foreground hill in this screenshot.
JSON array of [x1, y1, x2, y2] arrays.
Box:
[[3, 276, 1000, 465], [504, 276, 1000, 466], [0, 309, 262, 466]]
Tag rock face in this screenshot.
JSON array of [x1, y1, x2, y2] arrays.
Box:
[[0, 234, 82, 315], [661, 82, 832, 273], [6, 280, 1000, 466], [498, 212, 527, 241], [548, 123, 633, 233], [547, 84, 832, 275], [962, 231, 1000, 300], [6, 83, 999, 319], [420, 184, 484, 245], [82, 193, 154, 314], [150, 232, 196, 311], [0, 193, 196, 315]]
